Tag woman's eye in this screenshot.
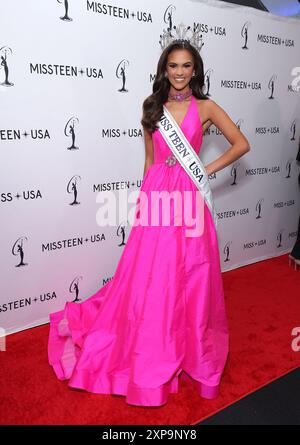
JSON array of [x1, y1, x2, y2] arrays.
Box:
[[169, 65, 191, 68]]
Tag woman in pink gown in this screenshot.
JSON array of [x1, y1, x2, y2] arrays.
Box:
[[48, 37, 250, 406]]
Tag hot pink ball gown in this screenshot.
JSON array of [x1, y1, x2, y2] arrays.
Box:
[[48, 95, 229, 406]]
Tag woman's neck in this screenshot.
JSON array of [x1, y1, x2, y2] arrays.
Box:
[[168, 86, 192, 102]]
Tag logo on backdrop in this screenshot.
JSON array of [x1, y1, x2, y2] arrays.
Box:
[[29, 63, 103, 79], [117, 222, 128, 246], [4, 129, 50, 141], [290, 120, 297, 141], [1, 189, 42, 204], [65, 117, 79, 149], [230, 162, 240, 186], [57, 0, 73, 21], [268, 74, 277, 99], [276, 230, 284, 248], [116, 60, 129, 92], [203, 69, 213, 96], [257, 32, 294, 48], [223, 242, 232, 262], [67, 175, 81, 205], [274, 198, 295, 209], [241, 22, 250, 50], [256, 199, 264, 219], [205, 117, 244, 138], [12, 237, 28, 267], [41, 233, 106, 253], [163, 4, 176, 35], [86, 3, 152, 22], [69, 276, 82, 302], [0, 46, 14, 87], [285, 159, 294, 178]]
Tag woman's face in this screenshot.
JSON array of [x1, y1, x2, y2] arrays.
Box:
[[165, 49, 194, 91]]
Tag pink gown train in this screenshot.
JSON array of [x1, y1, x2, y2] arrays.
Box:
[[47, 95, 229, 406]]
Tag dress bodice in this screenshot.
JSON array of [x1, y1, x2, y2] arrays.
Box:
[[151, 95, 203, 164]]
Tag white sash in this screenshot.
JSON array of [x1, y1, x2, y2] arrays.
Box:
[[158, 105, 218, 230]]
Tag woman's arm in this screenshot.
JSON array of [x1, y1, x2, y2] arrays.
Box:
[[202, 119, 213, 134], [204, 99, 250, 176], [142, 125, 154, 178]]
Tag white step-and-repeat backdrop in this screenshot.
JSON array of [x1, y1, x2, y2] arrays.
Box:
[[1, 0, 300, 335]]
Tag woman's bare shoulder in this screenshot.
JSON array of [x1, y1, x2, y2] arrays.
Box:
[[194, 97, 213, 108], [194, 98, 213, 126]]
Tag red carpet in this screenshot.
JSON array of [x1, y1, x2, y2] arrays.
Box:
[[0, 253, 299, 425]]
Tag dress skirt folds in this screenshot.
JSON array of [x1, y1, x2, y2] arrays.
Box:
[[48, 95, 229, 406]]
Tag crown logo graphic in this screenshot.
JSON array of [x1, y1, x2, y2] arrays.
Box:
[[159, 22, 203, 52]]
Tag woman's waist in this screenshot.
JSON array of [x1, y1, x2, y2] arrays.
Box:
[[153, 154, 180, 167]]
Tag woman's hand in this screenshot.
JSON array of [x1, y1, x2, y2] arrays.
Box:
[[205, 165, 213, 177]]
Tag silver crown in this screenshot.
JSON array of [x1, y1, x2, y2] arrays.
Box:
[[159, 22, 203, 52]]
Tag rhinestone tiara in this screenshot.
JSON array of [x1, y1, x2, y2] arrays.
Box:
[[159, 22, 203, 52]]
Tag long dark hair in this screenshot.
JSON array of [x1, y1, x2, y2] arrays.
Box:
[[141, 40, 209, 133]]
